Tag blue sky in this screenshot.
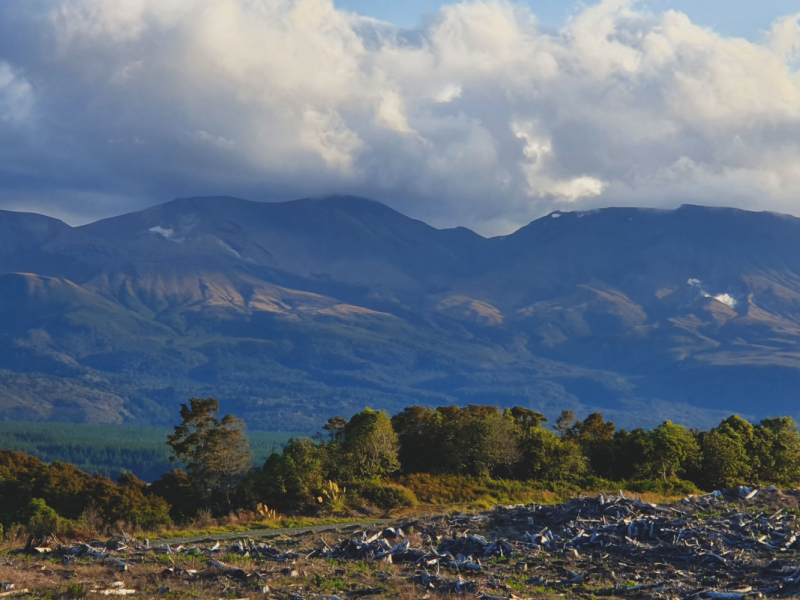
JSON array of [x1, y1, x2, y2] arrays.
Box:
[[336, 0, 799, 41]]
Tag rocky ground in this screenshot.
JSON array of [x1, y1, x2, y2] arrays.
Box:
[[3, 487, 800, 599]]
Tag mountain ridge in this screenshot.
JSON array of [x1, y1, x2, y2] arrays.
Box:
[[0, 195, 798, 430]]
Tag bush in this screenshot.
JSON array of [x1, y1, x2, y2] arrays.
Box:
[[149, 469, 203, 523], [353, 481, 417, 509], [25, 498, 60, 537], [0, 451, 171, 533]]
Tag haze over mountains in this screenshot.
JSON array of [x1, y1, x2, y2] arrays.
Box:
[[0, 195, 797, 430]]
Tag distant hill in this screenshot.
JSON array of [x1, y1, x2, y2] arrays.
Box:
[[0, 196, 798, 430]]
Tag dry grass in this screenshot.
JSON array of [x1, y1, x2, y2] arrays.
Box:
[[0, 525, 569, 600], [0, 555, 516, 600]]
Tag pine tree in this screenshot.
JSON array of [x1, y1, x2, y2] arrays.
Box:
[[167, 398, 252, 510]]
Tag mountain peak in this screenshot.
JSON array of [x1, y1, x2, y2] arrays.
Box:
[[3, 196, 800, 430]]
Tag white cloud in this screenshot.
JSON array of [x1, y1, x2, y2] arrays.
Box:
[[195, 130, 235, 151], [512, 119, 606, 201], [300, 107, 363, 172], [0, 62, 33, 123], [769, 12, 800, 63], [434, 84, 462, 103], [1, 0, 800, 232]]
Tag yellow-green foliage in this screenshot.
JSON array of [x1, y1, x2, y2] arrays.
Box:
[[0, 450, 171, 533], [25, 498, 61, 537], [398, 473, 559, 505], [255, 502, 280, 521], [317, 480, 347, 512], [351, 480, 418, 509]]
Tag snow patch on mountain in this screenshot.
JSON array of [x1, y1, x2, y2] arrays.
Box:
[[687, 278, 737, 308], [712, 293, 737, 309]]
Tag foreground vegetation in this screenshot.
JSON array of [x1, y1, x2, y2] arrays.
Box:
[[3, 399, 800, 540]]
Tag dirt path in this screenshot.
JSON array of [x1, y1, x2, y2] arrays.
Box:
[[149, 519, 395, 546]]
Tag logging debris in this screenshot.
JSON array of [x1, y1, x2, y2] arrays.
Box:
[[8, 486, 800, 598]]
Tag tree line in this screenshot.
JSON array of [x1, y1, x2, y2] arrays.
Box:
[[248, 405, 800, 513], [3, 398, 800, 536]]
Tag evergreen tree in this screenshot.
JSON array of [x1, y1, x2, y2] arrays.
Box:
[[462, 411, 520, 478], [634, 421, 700, 481], [166, 398, 252, 510], [699, 430, 750, 489], [756, 417, 800, 486], [553, 410, 576, 437], [258, 437, 324, 510], [341, 408, 400, 480], [391, 405, 438, 473], [566, 412, 617, 477], [517, 427, 588, 482]]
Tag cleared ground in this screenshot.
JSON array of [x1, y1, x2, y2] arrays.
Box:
[[2, 487, 799, 599]]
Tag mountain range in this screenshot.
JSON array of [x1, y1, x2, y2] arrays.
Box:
[[0, 195, 797, 431]]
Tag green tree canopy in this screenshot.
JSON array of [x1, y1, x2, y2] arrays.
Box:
[[566, 412, 617, 477], [461, 411, 520, 478], [166, 398, 252, 509], [258, 437, 324, 510], [391, 405, 438, 474], [633, 421, 700, 481], [699, 430, 750, 489], [756, 417, 800, 486], [341, 408, 400, 480], [516, 427, 588, 482]]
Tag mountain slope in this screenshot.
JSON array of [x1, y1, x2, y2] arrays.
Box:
[[0, 197, 797, 430]]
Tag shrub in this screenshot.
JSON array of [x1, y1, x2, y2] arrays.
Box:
[[149, 469, 203, 523], [25, 498, 60, 537], [0, 450, 171, 532], [543, 481, 581, 499], [317, 480, 348, 512], [353, 480, 418, 509]]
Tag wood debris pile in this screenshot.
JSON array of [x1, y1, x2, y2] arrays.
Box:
[[482, 489, 800, 598], [10, 487, 800, 598]]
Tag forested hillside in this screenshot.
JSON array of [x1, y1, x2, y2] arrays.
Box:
[[0, 422, 301, 481]]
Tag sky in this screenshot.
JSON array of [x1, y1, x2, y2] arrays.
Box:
[[337, 1, 800, 39], [0, 0, 800, 235]]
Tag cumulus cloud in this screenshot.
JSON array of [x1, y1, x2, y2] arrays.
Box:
[[0, 0, 799, 234]]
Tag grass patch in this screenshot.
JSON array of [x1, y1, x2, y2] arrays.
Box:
[[395, 473, 701, 510], [397, 474, 566, 506], [142, 517, 365, 540]]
